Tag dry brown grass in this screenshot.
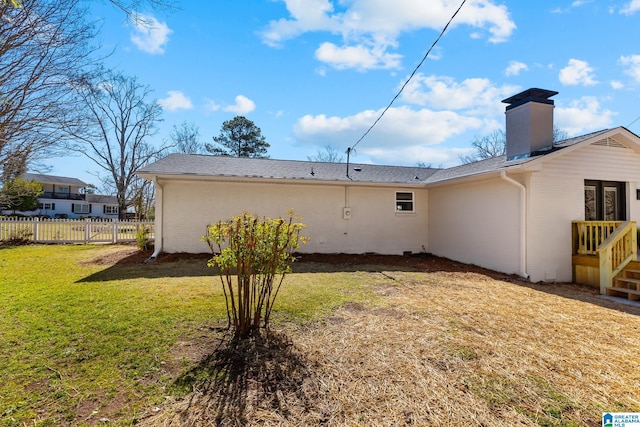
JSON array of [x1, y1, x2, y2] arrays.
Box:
[[139, 260, 640, 427]]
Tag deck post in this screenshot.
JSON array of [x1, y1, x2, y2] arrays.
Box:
[[599, 244, 612, 294]]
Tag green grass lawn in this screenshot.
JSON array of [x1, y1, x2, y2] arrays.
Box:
[[0, 245, 375, 426]]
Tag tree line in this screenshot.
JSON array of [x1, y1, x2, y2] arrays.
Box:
[[0, 0, 272, 219]]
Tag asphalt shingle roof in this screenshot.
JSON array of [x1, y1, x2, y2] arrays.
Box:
[[21, 173, 87, 187], [425, 128, 613, 183], [137, 154, 439, 184], [86, 194, 118, 204], [137, 128, 619, 186]]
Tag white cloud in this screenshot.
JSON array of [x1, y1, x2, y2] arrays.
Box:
[[293, 106, 484, 156], [260, 0, 339, 48], [559, 59, 597, 86], [204, 96, 256, 114], [361, 145, 474, 167], [261, 0, 515, 71], [555, 97, 615, 135], [130, 13, 172, 54], [290, 75, 528, 166], [223, 95, 256, 114], [158, 91, 192, 112], [611, 80, 624, 89], [505, 61, 528, 76], [621, 0, 640, 14], [400, 74, 519, 114], [620, 54, 640, 82], [552, 0, 593, 13], [205, 99, 222, 112], [315, 42, 402, 71]]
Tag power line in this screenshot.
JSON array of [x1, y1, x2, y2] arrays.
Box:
[[628, 113, 640, 129], [350, 0, 467, 152]]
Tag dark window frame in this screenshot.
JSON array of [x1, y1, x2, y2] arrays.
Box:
[[584, 180, 626, 221]]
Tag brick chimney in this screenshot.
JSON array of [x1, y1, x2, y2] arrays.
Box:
[[502, 88, 558, 160]]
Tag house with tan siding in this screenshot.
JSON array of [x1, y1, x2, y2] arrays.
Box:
[[137, 88, 640, 295]]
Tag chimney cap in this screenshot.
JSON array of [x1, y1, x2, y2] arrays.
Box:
[[502, 88, 558, 111]]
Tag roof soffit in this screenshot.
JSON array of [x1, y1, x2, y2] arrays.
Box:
[[151, 173, 429, 188]]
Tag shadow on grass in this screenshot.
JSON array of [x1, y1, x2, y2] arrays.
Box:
[[77, 252, 213, 282], [76, 250, 640, 316], [165, 330, 315, 426], [521, 281, 640, 316], [295, 254, 640, 316]]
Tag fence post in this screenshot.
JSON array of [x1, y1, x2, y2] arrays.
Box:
[[84, 218, 90, 244], [33, 217, 39, 243], [112, 220, 118, 244]]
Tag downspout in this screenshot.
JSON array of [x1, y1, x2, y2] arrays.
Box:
[[148, 176, 163, 261], [500, 171, 529, 279]]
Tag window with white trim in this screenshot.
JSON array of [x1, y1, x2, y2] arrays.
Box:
[[72, 203, 90, 214], [395, 191, 414, 212], [38, 202, 55, 210], [104, 206, 118, 215]]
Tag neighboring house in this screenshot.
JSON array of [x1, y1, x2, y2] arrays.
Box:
[[1, 173, 119, 219], [137, 88, 640, 290]]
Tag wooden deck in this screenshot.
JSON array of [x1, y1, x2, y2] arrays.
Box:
[[572, 220, 638, 298]]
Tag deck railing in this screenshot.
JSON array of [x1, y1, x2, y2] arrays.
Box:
[[572, 220, 622, 255], [0, 217, 154, 244], [41, 191, 85, 200], [572, 220, 637, 293]]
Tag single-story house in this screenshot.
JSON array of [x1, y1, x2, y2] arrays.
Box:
[[137, 88, 640, 293], [1, 173, 119, 219]]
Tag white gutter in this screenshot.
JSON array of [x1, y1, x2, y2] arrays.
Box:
[[499, 171, 529, 279], [148, 176, 163, 261]]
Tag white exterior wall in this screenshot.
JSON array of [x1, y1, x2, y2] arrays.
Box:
[[428, 178, 522, 275], [157, 178, 428, 255], [1, 199, 115, 219], [526, 143, 640, 282]]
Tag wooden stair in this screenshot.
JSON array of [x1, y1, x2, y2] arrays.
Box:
[[609, 268, 640, 301]]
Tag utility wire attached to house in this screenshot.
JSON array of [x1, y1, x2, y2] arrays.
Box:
[[346, 0, 467, 162], [627, 113, 640, 129]]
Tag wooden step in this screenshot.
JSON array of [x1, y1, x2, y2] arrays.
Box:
[[607, 286, 640, 301], [622, 268, 640, 276], [616, 277, 640, 289]]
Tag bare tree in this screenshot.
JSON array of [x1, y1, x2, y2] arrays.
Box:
[[129, 176, 155, 219], [460, 128, 569, 164], [170, 121, 204, 154], [459, 130, 506, 164], [0, 0, 98, 181], [307, 145, 345, 163], [107, 0, 175, 20], [553, 127, 569, 142], [68, 71, 166, 219]]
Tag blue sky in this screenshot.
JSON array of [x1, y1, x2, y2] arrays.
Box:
[[49, 0, 640, 185]]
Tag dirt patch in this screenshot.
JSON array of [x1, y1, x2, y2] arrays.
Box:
[[83, 248, 512, 276]]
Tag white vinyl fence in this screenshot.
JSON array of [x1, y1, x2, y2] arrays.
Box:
[[0, 217, 154, 244]]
